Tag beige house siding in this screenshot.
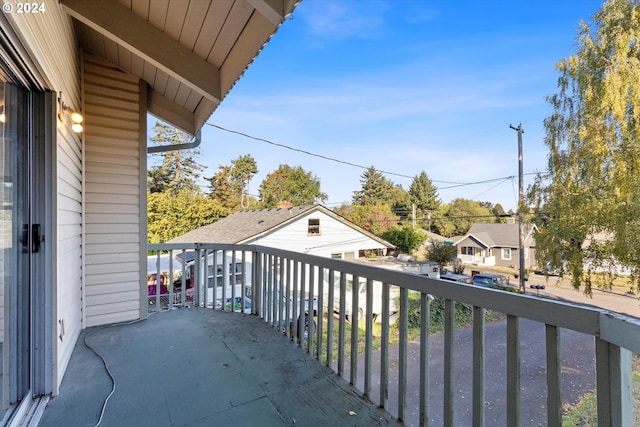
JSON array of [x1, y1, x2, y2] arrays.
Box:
[[83, 53, 143, 327]]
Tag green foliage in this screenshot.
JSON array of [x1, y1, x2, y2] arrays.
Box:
[[258, 164, 327, 208], [380, 226, 426, 253], [408, 171, 441, 228], [207, 154, 258, 209], [352, 166, 396, 206], [427, 240, 458, 269], [147, 190, 230, 243], [333, 203, 398, 235], [147, 121, 205, 196], [433, 198, 495, 237], [528, 0, 640, 294]]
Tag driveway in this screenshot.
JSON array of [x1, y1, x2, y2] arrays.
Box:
[[344, 318, 596, 426]]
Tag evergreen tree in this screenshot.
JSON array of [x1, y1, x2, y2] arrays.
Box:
[[408, 171, 441, 228], [352, 166, 396, 206], [147, 121, 205, 196], [208, 154, 258, 209]]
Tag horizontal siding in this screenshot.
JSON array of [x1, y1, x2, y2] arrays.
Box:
[[84, 53, 142, 327]]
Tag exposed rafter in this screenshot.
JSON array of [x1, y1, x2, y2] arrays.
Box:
[[245, 0, 285, 26], [61, 0, 222, 104]]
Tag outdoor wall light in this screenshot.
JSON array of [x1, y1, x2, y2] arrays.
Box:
[[62, 102, 83, 133], [0, 105, 5, 123]]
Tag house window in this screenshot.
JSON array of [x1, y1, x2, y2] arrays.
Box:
[[502, 248, 512, 260], [308, 218, 320, 235], [358, 248, 383, 258], [461, 246, 476, 256], [331, 253, 343, 259]]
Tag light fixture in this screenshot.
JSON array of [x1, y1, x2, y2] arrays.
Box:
[[62, 102, 83, 133], [0, 105, 5, 123]]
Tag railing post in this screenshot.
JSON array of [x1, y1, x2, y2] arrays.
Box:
[[443, 299, 455, 427], [419, 292, 430, 427], [398, 287, 409, 422], [364, 278, 373, 398], [472, 306, 485, 427], [596, 338, 633, 427], [380, 282, 390, 411], [545, 324, 561, 427], [350, 275, 359, 386], [506, 315, 520, 426]]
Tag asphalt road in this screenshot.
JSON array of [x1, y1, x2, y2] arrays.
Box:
[[335, 273, 638, 426], [522, 272, 640, 319], [343, 318, 596, 426]]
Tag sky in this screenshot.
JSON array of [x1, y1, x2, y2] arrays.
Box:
[[155, 0, 606, 212]]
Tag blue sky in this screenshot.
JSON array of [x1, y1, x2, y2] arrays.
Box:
[[183, 0, 604, 211]]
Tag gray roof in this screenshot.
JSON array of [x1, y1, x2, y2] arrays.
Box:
[[454, 223, 536, 248], [168, 204, 394, 248]]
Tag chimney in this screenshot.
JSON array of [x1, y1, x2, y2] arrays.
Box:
[[277, 200, 293, 209], [506, 216, 516, 224]]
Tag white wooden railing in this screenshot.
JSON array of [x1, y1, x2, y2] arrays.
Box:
[[148, 243, 639, 427]]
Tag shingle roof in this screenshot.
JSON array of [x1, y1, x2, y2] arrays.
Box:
[[168, 204, 394, 248], [455, 223, 536, 248]]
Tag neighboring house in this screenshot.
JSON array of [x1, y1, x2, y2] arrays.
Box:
[[453, 222, 538, 269], [0, 0, 297, 420], [170, 204, 395, 260]]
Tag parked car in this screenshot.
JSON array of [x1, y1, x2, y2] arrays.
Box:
[[472, 273, 510, 287], [440, 272, 473, 284]]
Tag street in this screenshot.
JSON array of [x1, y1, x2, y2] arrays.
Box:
[[338, 275, 640, 426]]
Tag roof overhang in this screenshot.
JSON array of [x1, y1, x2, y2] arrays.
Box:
[[61, 0, 299, 135]]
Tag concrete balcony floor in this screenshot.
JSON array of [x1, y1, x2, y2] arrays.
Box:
[[39, 307, 400, 427]]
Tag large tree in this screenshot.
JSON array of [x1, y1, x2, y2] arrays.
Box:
[[208, 154, 258, 209], [147, 190, 230, 243], [433, 198, 494, 237], [334, 203, 398, 235], [147, 121, 205, 196], [408, 171, 441, 229], [352, 166, 396, 206], [258, 164, 327, 208], [528, 0, 640, 293]]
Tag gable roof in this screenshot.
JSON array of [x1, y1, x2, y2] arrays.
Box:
[[60, 0, 299, 135], [453, 223, 537, 248], [169, 204, 395, 248]]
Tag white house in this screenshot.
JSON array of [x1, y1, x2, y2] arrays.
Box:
[[169, 204, 395, 260], [0, 1, 298, 422]]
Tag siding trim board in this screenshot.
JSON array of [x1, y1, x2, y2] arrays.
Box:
[[83, 53, 142, 327]]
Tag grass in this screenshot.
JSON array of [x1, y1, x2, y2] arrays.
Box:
[[562, 354, 640, 426]]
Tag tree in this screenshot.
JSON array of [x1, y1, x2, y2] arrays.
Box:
[[380, 226, 426, 254], [147, 121, 205, 196], [433, 198, 494, 237], [427, 240, 458, 270], [334, 203, 398, 235], [208, 154, 258, 209], [408, 171, 441, 228], [352, 166, 396, 206], [528, 0, 640, 293], [147, 190, 230, 243], [258, 164, 327, 208]]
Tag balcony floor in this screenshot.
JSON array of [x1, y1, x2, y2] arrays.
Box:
[[39, 307, 400, 427]]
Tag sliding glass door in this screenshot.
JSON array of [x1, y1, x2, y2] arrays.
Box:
[[1, 79, 52, 419]]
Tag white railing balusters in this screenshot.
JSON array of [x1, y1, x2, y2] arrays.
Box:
[[364, 278, 374, 398], [350, 274, 359, 387]]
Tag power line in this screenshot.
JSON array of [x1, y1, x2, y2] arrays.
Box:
[[206, 123, 476, 185]]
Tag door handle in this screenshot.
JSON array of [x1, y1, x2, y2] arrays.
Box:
[[20, 224, 29, 253], [32, 224, 41, 253]]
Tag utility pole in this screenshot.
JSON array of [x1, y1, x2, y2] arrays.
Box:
[[510, 123, 525, 292]]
